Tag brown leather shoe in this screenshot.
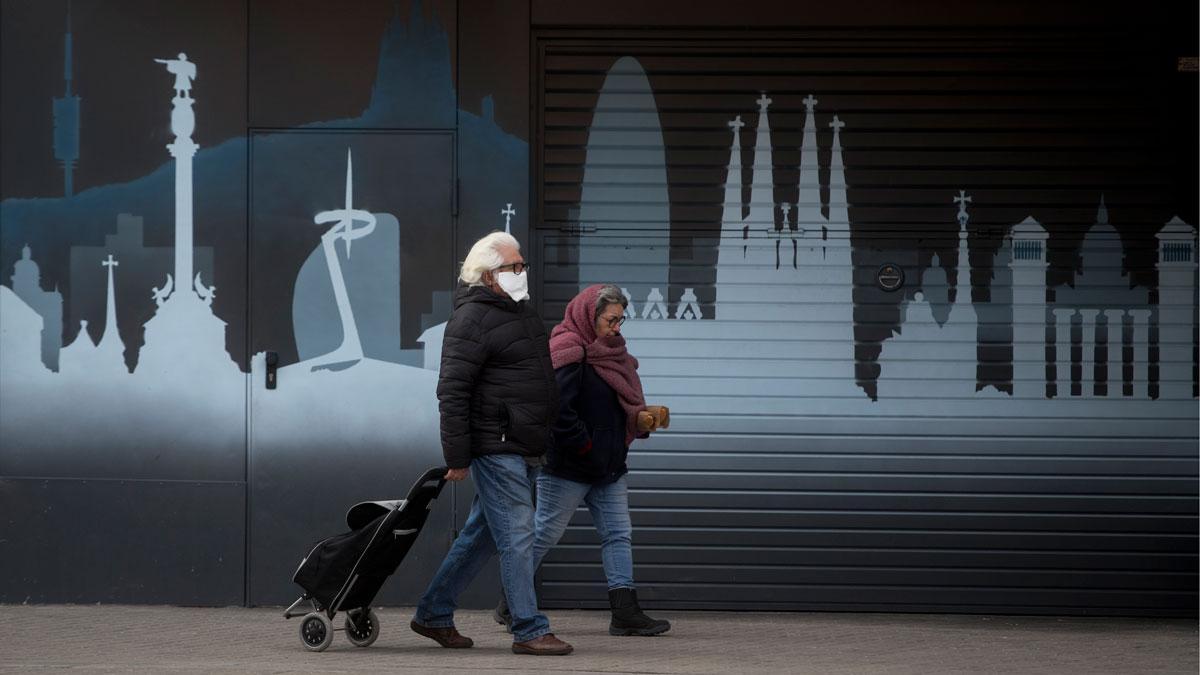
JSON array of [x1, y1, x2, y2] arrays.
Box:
[[512, 633, 574, 655], [410, 620, 474, 648]]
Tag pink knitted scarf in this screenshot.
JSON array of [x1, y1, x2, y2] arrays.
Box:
[[549, 284, 646, 446]]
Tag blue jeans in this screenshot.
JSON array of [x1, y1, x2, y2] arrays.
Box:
[[413, 454, 550, 643], [534, 474, 634, 590]]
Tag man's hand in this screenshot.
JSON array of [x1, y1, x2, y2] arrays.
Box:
[[445, 467, 469, 482]]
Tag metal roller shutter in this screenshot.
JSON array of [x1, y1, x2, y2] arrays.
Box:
[[532, 30, 1198, 616]]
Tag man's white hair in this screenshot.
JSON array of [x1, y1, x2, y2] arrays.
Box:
[[459, 231, 521, 286]]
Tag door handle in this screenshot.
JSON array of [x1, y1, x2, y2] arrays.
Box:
[[265, 351, 279, 389]]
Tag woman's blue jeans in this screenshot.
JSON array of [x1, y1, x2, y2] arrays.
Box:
[[534, 473, 634, 590], [413, 454, 551, 643]]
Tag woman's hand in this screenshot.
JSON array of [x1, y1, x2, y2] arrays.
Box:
[[445, 467, 469, 481], [645, 405, 670, 430], [636, 410, 658, 433]]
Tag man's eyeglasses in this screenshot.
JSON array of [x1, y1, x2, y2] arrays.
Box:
[[603, 315, 626, 329], [495, 262, 528, 275]]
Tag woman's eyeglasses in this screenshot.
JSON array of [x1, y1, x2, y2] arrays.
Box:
[[495, 262, 528, 275], [603, 315, 626, 328]]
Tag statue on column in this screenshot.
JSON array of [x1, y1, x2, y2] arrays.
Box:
[[155, 53, 196, 143], [154, 53, 196, 99]]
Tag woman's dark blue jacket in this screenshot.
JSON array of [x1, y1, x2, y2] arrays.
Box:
[[544, 359, 629, 485]]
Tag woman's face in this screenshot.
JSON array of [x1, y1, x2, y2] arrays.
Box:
[[594, 302, 625, 338]]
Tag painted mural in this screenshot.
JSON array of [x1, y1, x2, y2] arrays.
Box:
[[558, 56, 1198, 435], [0, 1, 525, 473], [1, 0, 1194, 609], [0, 0, 526, 604], [2, 49, 244, 480], [535, 47, 1196, 613]]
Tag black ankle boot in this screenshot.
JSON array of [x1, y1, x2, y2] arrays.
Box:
[[493, 594, 513, 633], [608, 587, 671, 636]]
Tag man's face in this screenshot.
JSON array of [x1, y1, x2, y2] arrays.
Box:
[[483, 245, 525, 294]]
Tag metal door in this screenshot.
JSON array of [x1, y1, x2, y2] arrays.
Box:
[[247, 129, 457, 605]]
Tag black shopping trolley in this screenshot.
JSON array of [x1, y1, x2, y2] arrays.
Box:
[[283, 466, 448, 651]]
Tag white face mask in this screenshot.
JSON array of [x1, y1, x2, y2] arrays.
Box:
[[496, 270, 529, 303]]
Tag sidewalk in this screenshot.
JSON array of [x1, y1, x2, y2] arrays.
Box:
[[1, 605, 1195, 674]]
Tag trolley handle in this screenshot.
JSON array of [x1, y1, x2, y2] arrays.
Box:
[[405, 466, 449, 501]]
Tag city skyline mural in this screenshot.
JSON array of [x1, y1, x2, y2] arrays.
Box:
[[0, 0, 1194, 612]]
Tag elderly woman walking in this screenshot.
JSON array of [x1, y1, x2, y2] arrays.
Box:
[[498, 283, 671, 636]]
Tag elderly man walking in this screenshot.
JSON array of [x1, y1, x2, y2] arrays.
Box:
[[410, 232, 573, 656]]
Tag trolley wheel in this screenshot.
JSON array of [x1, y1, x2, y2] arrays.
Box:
[[345, 608, 380, 647], [299, 612, 333, 652]]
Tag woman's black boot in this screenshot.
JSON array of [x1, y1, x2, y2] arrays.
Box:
[[608, 587, 671, 636], [493, 594, 512, 633]]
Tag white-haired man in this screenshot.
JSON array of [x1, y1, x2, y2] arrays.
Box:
[[410, 232, 573, 656]]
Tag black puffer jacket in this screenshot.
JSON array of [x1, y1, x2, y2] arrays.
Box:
[[437, 285, 559, 469]]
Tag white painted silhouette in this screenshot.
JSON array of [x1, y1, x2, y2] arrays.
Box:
[[796, 95, 820, 228], [1, 283, 48, 372], [154, 53, 196, 99], [70, 213, 215, 366], [642, 288, 668, 320], [501, 203, 515, 234], [725, 115, 748, 258], [0, 287, 49, 378], [1156, 217, 1198, 400], [152, 275, 173, 307], [674, 288, 702, 320], [619, 93, 861, 403], [152, 53, 200, 301], [574, 57, 670, 299], [827, 115, 848, 228], [418, 323, 445, 371], [307, 149, 377, 371], [954, 190, 972, 227], [715, 93, 852, 326], [194, 272, 215, 307], [94, 255, 127, 374], [1008, 216, 1049, 398], [620, 287, 636, 320], [139, 54, 234, 377], [58, 319, 96, 372]]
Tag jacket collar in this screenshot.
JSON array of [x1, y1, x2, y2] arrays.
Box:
[[455, 284, 522, 312]]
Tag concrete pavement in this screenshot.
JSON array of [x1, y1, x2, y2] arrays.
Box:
[[0, 605, 1195, 674]]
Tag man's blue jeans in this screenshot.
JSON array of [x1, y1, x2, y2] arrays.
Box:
[[533, 474, 634, 590], [413, 454, 551, 643]]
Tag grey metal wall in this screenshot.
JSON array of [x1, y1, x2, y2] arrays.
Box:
[[531, 31, 1199, 616]]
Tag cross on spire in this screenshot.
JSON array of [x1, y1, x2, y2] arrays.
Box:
[[802, 94, 818, 112], [501, 203, 516, 233], [102, 254, 118, 269], [829, 115, 845, 131], [728, 115, 744, 131], [954, 190, 972, 228], [756, 92, 772, 112]]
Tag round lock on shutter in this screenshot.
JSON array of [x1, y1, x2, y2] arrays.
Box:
[[876, 263, 904, 292]]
